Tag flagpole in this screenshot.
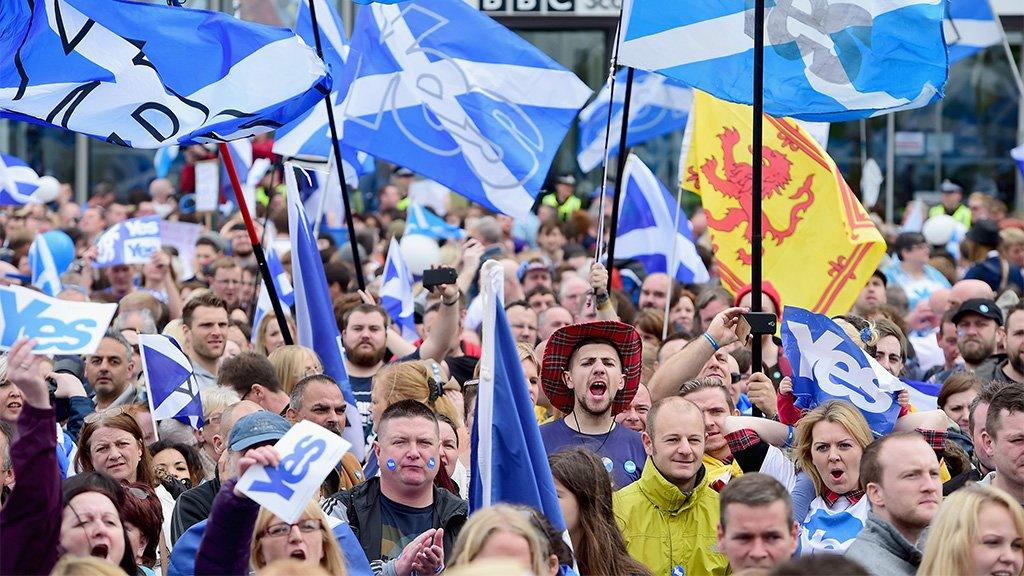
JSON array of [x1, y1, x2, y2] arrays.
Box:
[[604, 66, 636, 293], [594, 15, 625, 267], [662, 184, 684, 340], [750, 0, 766, 418], [305, 0, 366, 291], [885, 113, 895, 224], [219, 143, 294, 346]]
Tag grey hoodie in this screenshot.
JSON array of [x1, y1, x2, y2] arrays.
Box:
[[846, 512, 923, 576]]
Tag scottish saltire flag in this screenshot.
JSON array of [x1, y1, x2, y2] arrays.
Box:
[[0, 0, 330, 148], [219, 139, 271, 211], [781, 306, 904, 436], [945, 0, 1001, 63], [902, 379, 940, 411], [286, 163, 365, 460], [251, 245, 295, 343], [617, 155, 709, 283], [617, 0, 947, 121], [153, 146, 179, 179], [273, 0, 370, 187], [1013, 145, 1024, 177], [138, 334, 204, 429], [380, 238, 417, 342], [29, 231, 73, 296], [338, 1, 592, 217], [94, 216, 162, 268], [405, 203, 466, 240], [577, 70, 692, 173], [470, 277, 567, 537], [0, 154, 41, 205]]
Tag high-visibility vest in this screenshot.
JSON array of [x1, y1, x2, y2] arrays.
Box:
[[929, 203, 971, 228]]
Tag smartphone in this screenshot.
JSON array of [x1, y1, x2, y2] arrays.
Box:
[[422, 267, 458, 289], [745, 311, 778, 336], [735, 316, 751, 343]]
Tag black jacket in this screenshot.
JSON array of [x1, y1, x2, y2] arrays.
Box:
[[326, 477, 467, 566], [170, 473, 221, 544]]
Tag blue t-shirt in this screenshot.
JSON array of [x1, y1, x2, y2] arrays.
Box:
[[539, 418, 645, 489]]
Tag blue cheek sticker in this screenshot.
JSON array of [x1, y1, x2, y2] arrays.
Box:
[[427, 457, 437, 469], [671, 566, 685, 576], [386, 459, 397, 471], [602, 457, 614, 473], [624, 460, 637, 475]]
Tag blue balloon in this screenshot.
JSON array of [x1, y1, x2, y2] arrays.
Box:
[[37, 230, 75, 274]]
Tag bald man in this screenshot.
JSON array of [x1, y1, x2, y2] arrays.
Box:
[[949, 279, 995, 311]]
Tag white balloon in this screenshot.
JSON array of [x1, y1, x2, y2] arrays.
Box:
[[34, 175, 61, 203], [922, 215, 957, 246], [399, 234, 440, 276]]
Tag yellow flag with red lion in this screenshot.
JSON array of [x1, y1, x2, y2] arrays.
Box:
[[684, 91, 885, 316]]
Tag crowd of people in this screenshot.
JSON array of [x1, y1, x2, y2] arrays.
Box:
[[0, 152, 1022, 576]]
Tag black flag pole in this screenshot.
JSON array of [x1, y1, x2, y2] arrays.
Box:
[[604, 66, 636, 294], [220, 143, 294, 346], [304, 0, 366, 291], [751, 0, 766, 418]]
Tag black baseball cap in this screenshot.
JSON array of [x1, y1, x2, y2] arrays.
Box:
[[952, 298, 1003, 326]]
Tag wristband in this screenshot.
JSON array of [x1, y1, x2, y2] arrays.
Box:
[[595, 291, 610, 306], [442, 297, 458, 307], [702, 332, 720, 351]]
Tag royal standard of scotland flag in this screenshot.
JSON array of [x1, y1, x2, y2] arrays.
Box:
[[470, 266, 566, 535], [577, 69, 692, 173], [617, 154, 709, 284], [405, 203, 466, 241], [337, 1, 592, 218], [945, 0, 1000, 63], [286, 163, 365, 461], [0, 154, 41, 205], [380, 238, 418, 342], [138, 334, 204, 429], [0, 0, 330, 148], [781, 306, 904, 436], [617, 0, 948, 121]]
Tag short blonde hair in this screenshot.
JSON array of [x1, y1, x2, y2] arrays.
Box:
[[919, 484, 1024, 576], [372, 361, 461, 428], [200, 387, 241, 423], [449, 504, 550, 575], [250, 501, 347, 575], [269, 345, 323, 395], [793, 400, 874, 496]]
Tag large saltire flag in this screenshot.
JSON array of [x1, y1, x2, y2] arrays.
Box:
[[945, 0, 1001, 64], [684, 91, 885, 316], [138, 334, 204, 429], [0, 0, 330, 148], [0, 154, 41, 205]]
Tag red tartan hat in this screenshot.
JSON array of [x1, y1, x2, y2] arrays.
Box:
[[540, 321, 642, 416]]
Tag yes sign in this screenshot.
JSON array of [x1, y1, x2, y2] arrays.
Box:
[[94, 216, 162, 268], [0, 285, 117, 354]]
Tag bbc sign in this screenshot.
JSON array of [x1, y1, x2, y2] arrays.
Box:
[[475, 0, 620, 16]]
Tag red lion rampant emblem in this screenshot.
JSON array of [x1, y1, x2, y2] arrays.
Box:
[[688, 127, 814, 265]]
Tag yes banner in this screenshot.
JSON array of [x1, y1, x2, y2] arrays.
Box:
[[781, 306, 903, 436], [94, 216, 162, 268], [0, 284, 117, 354], [237, 420, 349, 524]]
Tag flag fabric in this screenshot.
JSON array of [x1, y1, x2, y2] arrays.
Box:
[[380, 238, 418, 342], [29, 230, 73, 296], [405, 203, 466, 241], [684, 91, 885, 317], [945, 0, 1001, 63], [286, 163, 365, 461], [617, 0, 947, 121], [1013, 145, 1024, 178], [781, 306, 904, 437], [138, 334, 204, 429], [470, 282, 567, 535], [577, 69, 692, 173], [902, 379, 940, 411], [153, 146, 179, 179], [272, 0, 370, 186], [219, 139, 271, 212], [337, 0, 592, 218], [0, 0, 330, 148], [251, 245, 295, 343], [617, 154, 709, 284], [0, 154, 41, 205]]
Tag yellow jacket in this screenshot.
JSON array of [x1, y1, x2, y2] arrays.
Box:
[[704, 453, 743, 487], [613, 459, 731, 576]]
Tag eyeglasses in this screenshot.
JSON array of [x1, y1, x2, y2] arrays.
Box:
[[263, 518, 322, 538]]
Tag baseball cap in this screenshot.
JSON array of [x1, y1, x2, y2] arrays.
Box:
[[555, 174, 576, 186], [940, 179, 963, 194], [517, 258, 552, 282], [952, 298, 1003, 326], [393, 167, 414, 178], [228, 412, 291, 452]]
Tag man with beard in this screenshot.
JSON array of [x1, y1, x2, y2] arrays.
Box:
[[987, 303, 1024, 385], [286, 373, 364, 491], [539, 321, 647, 489], [182, 293, 230, 389], [85, 331, 139, 411], [947, 299, 1005, 383], [638, 272, 674, 311]]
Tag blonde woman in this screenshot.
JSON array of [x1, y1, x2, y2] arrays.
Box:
[[249, 502, 347, 575], [254, 313, 297, 357], [370, 361, 462, 435], [448, 504, 558, 576], [919, 484, 1024, 576], [268, 345, 323, 394]]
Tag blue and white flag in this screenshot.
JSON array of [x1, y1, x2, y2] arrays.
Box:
[[138, 333, 204, 429], [902, 378, 940, 411], [0, 0, 330, 148], [286, 163, 365, 461], [0, 284, 117, 355], [617, 0, 947, 121], [29, 230, 74, 297], [945, 0, 1001, 63], [470, 263, 566, 535], [251, 245, 295, 343], [577, 70, 692, 173], [616, 155, 709, 284], [380, 238, 417, 342], [219, 139, 271, 212], [405, 203, 466, 241], [1013, 145, 1024, 178], [273, 0, 370, 187], [94, 216, 162, 268], [781, 306, 904, 436], [153, 146, 179, 179], [0, 154, 41, 205], [338, 1, 592, 217]]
